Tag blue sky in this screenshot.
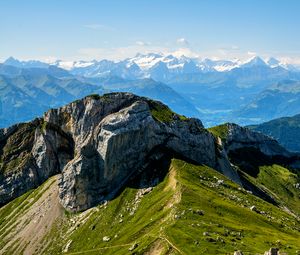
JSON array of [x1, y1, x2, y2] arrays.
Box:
[[1, 0, 300, 62]]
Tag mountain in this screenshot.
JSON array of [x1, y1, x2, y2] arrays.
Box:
[[60, 54, 300, 82], [201, 58, 240, 72], [51, 54, 300, 79], [0, 62, 72, 78], [0, 61, 201, 127], [0, 93, 299, 254], [240, 56, 268, 68], [248, 113, 300, 152], [94, 78, 200, 118], [2, 55, 300, 127], [3, 55, 299, 80], [267, 57, 281, 67], [235, 80, 300, 125], [0, 76, 48, 127], [0, 70, 105, 127], [70, 59, 143, 80], [168, 67, 300, 126], [3, 57, 50, 69], [53, 59, 97, 70]]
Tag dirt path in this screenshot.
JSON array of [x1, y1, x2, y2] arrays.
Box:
[[144, 240, 166, 255], [160, 236, 183, 254]]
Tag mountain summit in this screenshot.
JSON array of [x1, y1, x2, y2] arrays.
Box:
[[3, 54, 298, 78], [0, 93, 300, 254], [0, 93, 239, 211], [241, 56, 267, 68]]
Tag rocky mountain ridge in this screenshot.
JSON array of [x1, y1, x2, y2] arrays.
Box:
[[0, 93, 225, 211], [3, 56, 300, 128], [249, 113, 300, 152], [1, 93, 299, 213]]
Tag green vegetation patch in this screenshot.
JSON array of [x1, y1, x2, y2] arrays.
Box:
[[148, 100, 188, 123], [88, 94, 102, 100], [208, 123, 229, 140], [0, 176, 56, 252], [166, 160, 300, 254], [1, 159, 299, 254], [85, 93, 114, 102], [257, 165, 300, 214]]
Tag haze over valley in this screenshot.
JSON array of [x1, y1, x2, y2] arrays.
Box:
[[2, 54, 300, 128]]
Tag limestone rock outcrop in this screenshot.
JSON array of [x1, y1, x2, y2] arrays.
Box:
[[44, 93, 224, 211], [223, 123, 292, 157], [0, 118, 74, 207], [1, 93, 298, 212]]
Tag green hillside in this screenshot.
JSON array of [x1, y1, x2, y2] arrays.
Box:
[[1, 159, 299, 255], [248, 114, 300, 152]]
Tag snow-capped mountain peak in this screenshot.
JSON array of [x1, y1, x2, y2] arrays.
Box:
[[52, 60, 96, 70], [4, 56, 20, 66], [266, 57, 280, 67], [242, 56, 267, 68], [128, 53, 165, 70], [2, 54, 299, 81]]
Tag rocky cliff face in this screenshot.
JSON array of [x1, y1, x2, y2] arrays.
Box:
[[224, 123, 293, 157], [213, 123, 300, 180], [0, 93, 225, 211], [0, 93, 298, 212], [44, 93, 231, 211], [0, 119, 74, 207]]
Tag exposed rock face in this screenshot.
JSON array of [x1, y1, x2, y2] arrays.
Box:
[[1, 93, 229, 211], [0, 93, 297, 212], [0, 119, 74, 207], [218, 123, 300, 174], [224, 123, 292, 157], [264, 248, 279, 255], [233, 251, 244, 255], [44, 93, 225, 211]]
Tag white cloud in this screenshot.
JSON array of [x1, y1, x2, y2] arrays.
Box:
[[135, 41, 151, 46], [84, 24, 115, 31], [42, 56, 60, 63], [217, 49, 227, 57], [77, 45, 170, 61], [176, 38, 189, 46], [135, 41, 146, 46], [231, 45, 240, 50], [247, 51, 257, 56], [172, 48, 199, 58], [214, 45, 241, 58], [278, 56, 300, 65]]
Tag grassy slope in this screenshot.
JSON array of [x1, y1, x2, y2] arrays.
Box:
[[0, 160, 300, 255], [148, 100, 187, 123], [0, 176, 57, 254], [208, 124, 229, 141], [208, 124, 300, 216], [250, 165, 300, 215], [248, 114, 300, 152]]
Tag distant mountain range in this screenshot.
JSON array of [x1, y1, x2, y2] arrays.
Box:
[[1, 54, 300, 127], [249, 113, 300, 152], [236, 80, 300, 124], [56, 54, 300, 78], [5, 54, 300, 81], [0, 69, 105, 127], [0, 59, 199, 127], [1, 93, 300, 254]]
